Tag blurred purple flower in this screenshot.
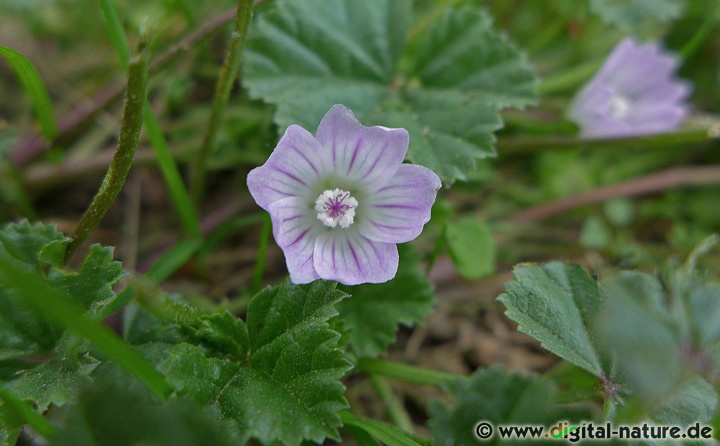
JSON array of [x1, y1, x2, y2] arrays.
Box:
[[568, 37, 691, 139], [247, 105, 441, 285]]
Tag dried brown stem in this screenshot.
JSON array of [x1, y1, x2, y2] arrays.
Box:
[[509, 166, 720, 222]]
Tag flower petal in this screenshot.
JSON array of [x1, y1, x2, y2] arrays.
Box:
[[267, 196, 320, 284], [358, 164, 441, 243], [315, 104, 408, 184], [623, 105, 688, 134], [247, 124, 328, 209], [568, 83, 615, 127], [568, 37, 690, 139], [313, 229, 398, 285]]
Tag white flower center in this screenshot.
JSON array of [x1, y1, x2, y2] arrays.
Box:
[[608, 95, 631, 119], [315, 188, 358, 229]]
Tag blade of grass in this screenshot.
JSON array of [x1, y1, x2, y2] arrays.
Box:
[[190, 0, 255, 203], [65, 40, 150, 263], [0, 46, 59, 141], [346, 424, 380, 446], [98, 0, 131, 70], [99, 0, 202, 238], [679, 0, 720, 61], [145, 237, 204, 283], [537, 58, 603, 96], [0, 256, 173, 400], [357, 358, 460, 388], [0, 387, 59, 439], [142, 108, 202, 238], [11, 6, 240, 167], [339, 412, 426, 446], [201, 211, 266, 255], [0, 159, 38, 219], [368, 375, 413, 433]]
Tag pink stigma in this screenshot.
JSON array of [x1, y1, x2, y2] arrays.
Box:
[[324, 192, 351, 217], [315, 188, 359, 228]]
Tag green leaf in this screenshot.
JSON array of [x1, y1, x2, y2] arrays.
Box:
[[428, 367, 560, 446], [0, 221, 126, 357], [0, 400, 23, 446], [588, 0, 685, 31], [47, 244, 125, 316], [595, 270, 720, 412], [498, 262, 604, 376], [595, 271, 683, 403], [336, 246, 434, 358], [0, 237, 173, 400], [194, 310, 250, 359], [687, 282, 720, 359], [0, 221, 125, 315], [410, 7, 537, 108], [445, 219, 496, 279], [578, 215, 611, 249], [603, 198, 635, 227], [50, 379, 236, 446], [157, 281, 352, 445], [243, 1, 537, 183], [0, 45, 59, 141], [650, 377, 717, 426], [5, 353, 99, 412], [0, 220, 68, 270]]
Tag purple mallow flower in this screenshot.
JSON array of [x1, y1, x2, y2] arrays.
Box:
[[247, 105, 441, 285], [568, 37, 691, 139]]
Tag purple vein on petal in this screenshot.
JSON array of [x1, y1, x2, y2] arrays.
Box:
[[289, 145, 320, 176], [281, 214, 303, 223], [331, 238, 337, 270], [370, 221, 414, 230], [347, 238, 362, 275], [373, 204, 421, 210], [360, 138, 392, 181], [346, 134, 364, 175], [264, 185, 293, 198], [287, 228, 311, 248], [272, 166, 308, 187], [264, 176, 303, 191], [368, 238, 381, 261]]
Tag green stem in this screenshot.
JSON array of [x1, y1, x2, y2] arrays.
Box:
[[498, 127, 714, 156], [0, 257, 173, 400], [357, 358, 460, 388], [368, 375, 414, 433], [537, 58, 603, 96], [251, 212, 271, 292], [679, 0, 720, 61], [98, 0, 201, 239], [424, 223, 446, 276], [0, 387, 59, 439], [190, 0, 255, 203], [65, 40, 150, 263]]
